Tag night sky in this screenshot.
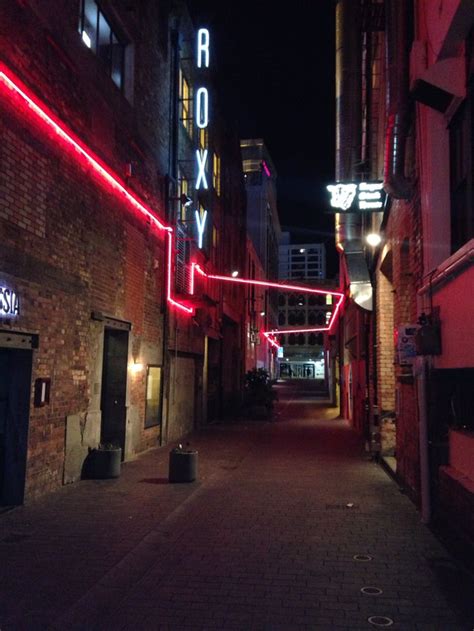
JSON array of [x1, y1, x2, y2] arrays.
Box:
[[189, 1, 337, 277]]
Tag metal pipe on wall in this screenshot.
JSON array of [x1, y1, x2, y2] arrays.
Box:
[[335, 0, 363, 250], [384, 0, 412, 200]]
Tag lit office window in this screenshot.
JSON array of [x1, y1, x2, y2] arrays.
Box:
[[79, 0, 126, 90], [199, 128, 207, 151], [179, 68, 193, 138], [213, 152, 221, 196]]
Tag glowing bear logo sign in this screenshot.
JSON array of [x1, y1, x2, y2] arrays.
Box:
[[327, 183, 357, 211]]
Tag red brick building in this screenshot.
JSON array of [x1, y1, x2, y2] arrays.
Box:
[[333, 0, 474, 548], [0, 0, 246, 504]]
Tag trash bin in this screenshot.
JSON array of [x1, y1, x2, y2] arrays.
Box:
[[168, 445, 198, 483]]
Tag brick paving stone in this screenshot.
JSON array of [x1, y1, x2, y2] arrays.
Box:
[[0, 382, 473, 630]]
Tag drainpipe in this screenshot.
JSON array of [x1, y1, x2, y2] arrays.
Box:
[[415, 356, 431, 523], [384, 0, 412, 200]]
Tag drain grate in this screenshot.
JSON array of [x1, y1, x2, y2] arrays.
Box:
[[361, 586, 383, 596], [326, 503, 358, 510], [353, 554, 373, 562], [368, 616, 394, 627]]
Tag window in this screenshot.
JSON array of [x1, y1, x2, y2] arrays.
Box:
[[449, 30, 474, 253], [179, 68, 193, 138], [199, 128, 208, 151], [450, 101, 473, 252], [79, 0, 126, 90], [213, 152, 221, 196], [145, 366, 162, 428], [278, 312, 286, 326]]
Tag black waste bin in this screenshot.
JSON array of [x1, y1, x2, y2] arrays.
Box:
[[168, 447, 198, 483]]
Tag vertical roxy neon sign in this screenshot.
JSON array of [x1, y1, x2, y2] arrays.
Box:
[[195, 28, 210, 248]]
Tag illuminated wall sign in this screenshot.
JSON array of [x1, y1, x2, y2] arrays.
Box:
[[195, 209, 208, 249], [326, 181, 385, 212], [194, 28, 210, 248], [0, 285, 20, 317]]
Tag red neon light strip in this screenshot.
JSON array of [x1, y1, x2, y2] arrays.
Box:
[[194, 266, 344, 298], [0, 67, 171, 234], [193, 265, 345, 348], [189, 263, 196, 295], [264, 333, 281, 350], [0, 64, 195, 315], [268, 327, 330, 335]]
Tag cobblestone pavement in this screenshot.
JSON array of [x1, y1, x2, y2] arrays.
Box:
[[1, 382, 473, 630]]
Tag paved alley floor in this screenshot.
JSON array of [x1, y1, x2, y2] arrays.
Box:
[[1, 382, 473, 630]]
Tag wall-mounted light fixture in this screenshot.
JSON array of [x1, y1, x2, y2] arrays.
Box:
[[170, 193, 193, 207], [366, 232, 382, 247], [131, 361, 144, 374]]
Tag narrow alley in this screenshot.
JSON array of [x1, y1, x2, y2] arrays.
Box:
[[0, 383, 472, 630]]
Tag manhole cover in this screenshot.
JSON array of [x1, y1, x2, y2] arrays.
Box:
[[353, 554, 372, 561], [368, 616, 394, 627], [361, 586, 383, 596], [2, 533, 30, 544]]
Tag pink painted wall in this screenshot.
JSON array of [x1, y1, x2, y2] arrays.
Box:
[[433, 264, 474, 369], [450, 429, 474, 480]]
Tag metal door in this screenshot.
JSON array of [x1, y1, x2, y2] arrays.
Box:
[[0, 348, 32, 505], [100, 328, 128, 458]]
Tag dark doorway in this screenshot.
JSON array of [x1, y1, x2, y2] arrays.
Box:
[[0, 348, 32, 506], [100, 328, 128, 458]]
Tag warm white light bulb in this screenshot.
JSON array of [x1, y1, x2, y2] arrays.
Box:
[[231, 270, 239, 278], [366, 232, 382, 247]]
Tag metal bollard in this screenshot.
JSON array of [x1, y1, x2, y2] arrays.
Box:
[[168, 445, 198, 483]]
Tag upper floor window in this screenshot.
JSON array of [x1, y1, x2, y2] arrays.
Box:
[[179, 68, 193, 138], [199, 128, 207, 151], [449, 29, 474, 253], [79, 0, 126, 91]]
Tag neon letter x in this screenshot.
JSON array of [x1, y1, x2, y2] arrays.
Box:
[[196, 149, 208, 190]]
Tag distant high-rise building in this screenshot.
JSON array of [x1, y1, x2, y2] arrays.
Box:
[[241, 139, 281, 376], [278, 232, 326, 280]]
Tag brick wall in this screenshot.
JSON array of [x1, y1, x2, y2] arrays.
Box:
[[0, 0, 171, 499], [378, 195, 423, 500]]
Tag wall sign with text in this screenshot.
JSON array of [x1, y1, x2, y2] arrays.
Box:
[[326, 182, 386, 212], [0, 285, 20, 317], [195, 28, 210, 249]]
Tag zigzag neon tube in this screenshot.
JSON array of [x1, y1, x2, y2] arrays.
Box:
[[0, 64, 194, 314], [194, 265, 345, 348]]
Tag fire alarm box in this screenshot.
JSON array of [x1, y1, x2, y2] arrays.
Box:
[[395, 325, 418, 366]]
